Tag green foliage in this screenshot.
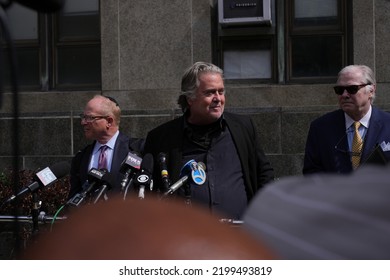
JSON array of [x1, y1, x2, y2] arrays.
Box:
[[0, 171, 10, 186]]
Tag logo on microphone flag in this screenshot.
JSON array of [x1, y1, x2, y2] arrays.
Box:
[[191, 166, 206, 185], [137, 174, 150, 183]]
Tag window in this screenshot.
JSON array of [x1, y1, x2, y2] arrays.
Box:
[[215, 0, 351, 84], [222, 37, 273, 79], [287, 0, 349, 83], [1, 0, 100, 91]]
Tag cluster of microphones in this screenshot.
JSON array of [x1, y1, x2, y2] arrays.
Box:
[[1, 151, 207, 210], [0, 153, 238, 230], [117, 151, 207, 201], [0, 153, 252, 229], [65, 151, 206, 206]]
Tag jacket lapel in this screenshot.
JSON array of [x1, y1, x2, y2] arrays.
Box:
[[362, 107, 383, 160], [111, 132, 128, 175]]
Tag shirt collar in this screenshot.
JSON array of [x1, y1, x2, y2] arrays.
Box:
[[93, 130, 119, 154], [183, 113, 226, 131], [344, 105, 372, 130]]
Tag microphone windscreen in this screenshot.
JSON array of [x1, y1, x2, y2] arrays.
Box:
[[158, 152, 167, 163], [120, 151, 142, 173], [179, 159, 196, 177], [88, 168, 106, 182], [101, 172, 116, 190], [198, 162, 206, 171], [49, 161, 71, 179]]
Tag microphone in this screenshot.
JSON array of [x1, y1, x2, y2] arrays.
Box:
[[66, 180, 91, 207], [157, 152, 170, 192], [66, 168, 107, 207], [3, 161, 70, 204], [120, 151, 142, 195], [191, 161, 206, 185], [11, 0, 65, 13], [92, 171, 116, 204], [136, 153, 154, 199], [163, 160, 206, 197]]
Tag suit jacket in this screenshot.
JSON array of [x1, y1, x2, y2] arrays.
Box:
[[303, 107, 390, 174], [69, 131, 144, 199], [143, 112, 275, 201]]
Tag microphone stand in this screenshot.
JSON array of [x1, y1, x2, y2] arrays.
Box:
[[184, 182, 191, 206], [161, 175, 188, 199], [31, 192, 42, 235], [122, 176, 134, 200], [0, 213, 67, 223], [93, 185, 109, 204]]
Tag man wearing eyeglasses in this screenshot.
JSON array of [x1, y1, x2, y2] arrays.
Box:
[[303, 65, 390, 174], [68, 95, 143, 200]]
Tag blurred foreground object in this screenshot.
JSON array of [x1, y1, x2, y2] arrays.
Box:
[[23, 197, 276, 259], [243, 165, 390, 259]]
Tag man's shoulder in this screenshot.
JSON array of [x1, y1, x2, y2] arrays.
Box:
[[117, 131, 145, 153], [372, 106, 390, 120], [311, 109, 343, 126], [148, 116, 183, 135], [75, 142, 94, 156], [72, 142, 94, 167], [224, 111, 252, 124], [117, 131, 130, 142]]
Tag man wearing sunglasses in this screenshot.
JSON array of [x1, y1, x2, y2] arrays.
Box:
[[68, 95, 144, 200], [303, 65, 390, 174]]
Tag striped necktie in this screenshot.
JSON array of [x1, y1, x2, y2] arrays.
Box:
[[351, 122, 363, 169]]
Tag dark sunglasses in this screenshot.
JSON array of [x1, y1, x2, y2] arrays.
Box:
[[333, 83, 370, 95]]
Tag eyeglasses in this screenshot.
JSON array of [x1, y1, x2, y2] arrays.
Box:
[[333, 84, 370, 95], [79, 114, 108, 122]]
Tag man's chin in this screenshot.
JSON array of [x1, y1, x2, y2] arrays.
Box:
[[209, 109, 223, 118], [341, 104, 355, 113]]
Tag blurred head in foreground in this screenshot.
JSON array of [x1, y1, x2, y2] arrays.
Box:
[[23, 197, 275, 260], [243, 165, 390, 259]]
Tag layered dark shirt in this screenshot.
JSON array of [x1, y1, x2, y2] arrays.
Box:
[[180, 117, 247, 219]]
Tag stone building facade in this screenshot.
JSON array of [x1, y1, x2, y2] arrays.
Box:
[[1, 0, 390, 180]]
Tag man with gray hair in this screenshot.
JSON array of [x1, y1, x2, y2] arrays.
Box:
[[143, 62, 274, 219], [303, 64, 390, 174]]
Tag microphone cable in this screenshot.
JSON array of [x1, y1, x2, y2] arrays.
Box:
[[50, 204, 66, 232]]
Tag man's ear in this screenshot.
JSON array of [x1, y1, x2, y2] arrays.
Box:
[[186, 96, 193, 106], [367, 84, 376, 98], [106, 116, 114, 127]]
